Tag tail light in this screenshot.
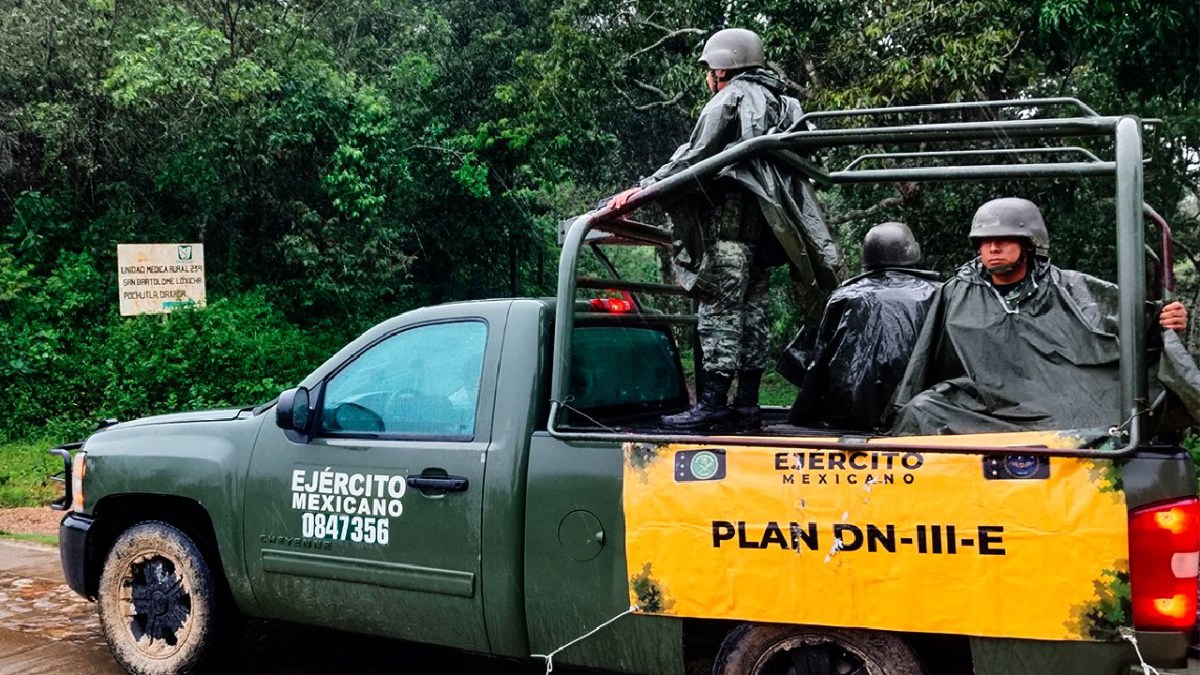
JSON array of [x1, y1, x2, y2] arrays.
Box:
[[1130, 497, 1200, 631]]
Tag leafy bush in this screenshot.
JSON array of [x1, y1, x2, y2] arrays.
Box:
[[1, 270, 340, 441], [0, 442, 60, 508], [1185, 434, 1200, 485], [95, 291, 339, 423]]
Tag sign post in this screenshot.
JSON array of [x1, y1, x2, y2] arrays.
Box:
[[117, 244, 206, 316]]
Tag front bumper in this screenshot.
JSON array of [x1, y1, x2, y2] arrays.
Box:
[[58, 512, 93, 598]]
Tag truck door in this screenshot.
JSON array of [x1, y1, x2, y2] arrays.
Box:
[[243, 312, 500, 652]]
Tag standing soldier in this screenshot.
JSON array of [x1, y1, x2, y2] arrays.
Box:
[[610, 28, 842, 431]]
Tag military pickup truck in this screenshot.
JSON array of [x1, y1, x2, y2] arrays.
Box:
[[53, 99, 1198, 675]]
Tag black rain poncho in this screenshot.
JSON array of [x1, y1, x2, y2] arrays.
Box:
[[787, 268, 941, 431], [891, 258, 1200, 436]]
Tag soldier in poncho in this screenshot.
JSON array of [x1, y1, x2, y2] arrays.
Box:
[[610, 28, 842, 432], [892, 197, 1195, 435], [788, 222, 940, 431]]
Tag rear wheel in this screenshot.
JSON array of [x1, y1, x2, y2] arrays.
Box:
[[712, 623, 924, 675], [97, 520, 236, 675]]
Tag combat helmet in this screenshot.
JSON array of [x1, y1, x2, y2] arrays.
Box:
[[968, 197, 1050, 257], [863, 222, 921, 270], [698, 28, 765, 70]]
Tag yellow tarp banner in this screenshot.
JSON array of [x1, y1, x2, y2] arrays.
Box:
[[623, 432, 1129, 641]]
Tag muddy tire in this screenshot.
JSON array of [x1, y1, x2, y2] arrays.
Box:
[[712, 623, 924, 675], [97, 521, 234, 675]]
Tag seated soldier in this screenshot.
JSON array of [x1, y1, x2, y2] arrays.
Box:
[[891, 197, 1192, 435], [788, 222, 941, 430]]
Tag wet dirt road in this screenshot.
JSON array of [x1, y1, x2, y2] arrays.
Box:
[[0, 540, 581, 675], [9, 539, 1192, 675]]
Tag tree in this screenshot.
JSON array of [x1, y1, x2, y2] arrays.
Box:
[[1, 0, 1196, 439]]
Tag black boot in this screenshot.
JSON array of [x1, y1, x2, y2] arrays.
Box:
[[731, 369, 763, 431], [662, 373, 733, 431]]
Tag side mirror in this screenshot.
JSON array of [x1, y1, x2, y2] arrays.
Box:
[[276, 387, 312, 442]]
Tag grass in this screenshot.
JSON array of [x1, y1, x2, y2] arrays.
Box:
[[0, 441, 62, 508], [0, 531, 58, 546], [677, 347, 798, 407], [760, 370, 796, 407]]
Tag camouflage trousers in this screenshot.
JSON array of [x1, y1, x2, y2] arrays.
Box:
[[697, 240, 771, 377]]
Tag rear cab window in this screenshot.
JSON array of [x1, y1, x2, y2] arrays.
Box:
[[566, 325, 688, 425]]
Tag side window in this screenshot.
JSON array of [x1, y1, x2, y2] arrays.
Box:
[[321, 321, 487, 439]]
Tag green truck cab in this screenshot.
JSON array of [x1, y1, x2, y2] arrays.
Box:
[[53, 100, 1198, 675]]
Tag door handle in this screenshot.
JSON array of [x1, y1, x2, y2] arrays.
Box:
[[406, 475, 469, 492]]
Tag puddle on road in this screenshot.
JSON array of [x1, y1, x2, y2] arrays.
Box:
[[0, 571, 586, 674], [0, 572, 101, 645]]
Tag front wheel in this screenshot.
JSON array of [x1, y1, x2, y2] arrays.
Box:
[[712, 623, 924, 675], [97, 520, 236, 675]]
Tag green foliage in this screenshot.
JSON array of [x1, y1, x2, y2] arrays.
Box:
[[1184, 435, 1200, 484], [0, 244, 32, 302], [814, 0, 1035, 108], [0, 270, 336, 441], [6, 192, 75, 268], [0, 442, 60, 508], [1037, 0, 1198, 101], [102, 10, 227, 108], [760, 370, 796, 408], [1, 0, 1197, 446], [94, 293, 338, 426]]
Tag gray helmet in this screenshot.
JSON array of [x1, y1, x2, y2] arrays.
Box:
[[698, 28, 765, 70], [969, 197, 1050, 256], [863, 222, 921, 270]]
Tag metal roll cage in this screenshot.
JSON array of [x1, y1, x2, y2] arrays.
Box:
[[549, 98, 1163, 457]]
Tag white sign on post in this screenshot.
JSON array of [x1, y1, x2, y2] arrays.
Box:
[[117, 244, 207, 316]]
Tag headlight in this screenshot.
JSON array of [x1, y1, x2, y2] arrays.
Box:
[[71, 451, 87, 513]]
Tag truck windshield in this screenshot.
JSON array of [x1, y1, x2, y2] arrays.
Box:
[[567, 326, 688, 423]]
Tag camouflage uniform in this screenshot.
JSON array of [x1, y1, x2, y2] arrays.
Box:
[[693, 205, 774, 377], [643, 69, 828, 379]]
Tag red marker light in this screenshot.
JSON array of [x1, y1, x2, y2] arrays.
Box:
[[589, 298, 632, 314]]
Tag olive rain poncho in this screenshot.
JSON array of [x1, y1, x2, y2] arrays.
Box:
[[891, 258, 1200, 436], [640, 69, 843, 308]]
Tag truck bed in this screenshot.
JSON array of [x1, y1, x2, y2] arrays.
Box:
[[602, 406, 880, 439]]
